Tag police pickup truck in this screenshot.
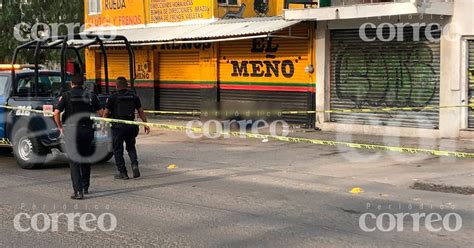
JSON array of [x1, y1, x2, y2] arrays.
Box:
[[1, 34, 136, 169], [0, 65, 113, 168]]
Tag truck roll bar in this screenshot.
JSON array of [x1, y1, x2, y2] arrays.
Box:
[[11, 34, 136, 94]]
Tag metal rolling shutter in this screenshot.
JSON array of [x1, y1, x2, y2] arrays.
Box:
[[468, 41, 474, 128], [158, 52, 201, 112], [97, 51, 130, 93], [218, 24, 314, 125], [99, 52, 130, 80], [330, 28, 441, 129], [219, 90, 313, 124]]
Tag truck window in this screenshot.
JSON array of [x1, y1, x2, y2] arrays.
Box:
[[15, 77, 35, 97], [0, 76, 7, 96], [49, 75, 63, 96], [15, 75, 63, 97]]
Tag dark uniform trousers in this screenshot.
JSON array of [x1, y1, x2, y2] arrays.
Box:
[[64, 126, 95, 193], [112, 123, 139, 174]]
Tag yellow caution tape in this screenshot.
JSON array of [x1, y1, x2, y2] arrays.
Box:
[[90, 117, 474, 159], [142, 104, 474, 116], [3, 103, 473, 117], [2, 104, 473, 159], [144, 110, 201, 115], [91, 117, 204, 133], [294, 104, 474, 114], [0, 105, 52, 115]]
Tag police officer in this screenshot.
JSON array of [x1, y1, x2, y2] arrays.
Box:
[[103, 77, 150, 180], [54, 75, 102, 200]]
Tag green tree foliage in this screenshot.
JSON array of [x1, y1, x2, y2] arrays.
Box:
[[0, 0, 84, 63]]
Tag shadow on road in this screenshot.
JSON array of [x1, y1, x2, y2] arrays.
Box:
[[85, 169, 278, 199]]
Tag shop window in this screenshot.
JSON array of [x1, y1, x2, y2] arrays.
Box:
[[88, 0, 102, 15], [218, 0, 239, 6]]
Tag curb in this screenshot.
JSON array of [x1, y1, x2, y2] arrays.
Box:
[[410, 182, 474, 195]]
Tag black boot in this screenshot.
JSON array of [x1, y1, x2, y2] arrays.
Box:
[[70, 191, 84, 200], [114, 172, 129, 180], [132, 165, 141, 178]]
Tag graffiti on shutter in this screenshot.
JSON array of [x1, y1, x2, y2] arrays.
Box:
[[330, 28, 441, 129]]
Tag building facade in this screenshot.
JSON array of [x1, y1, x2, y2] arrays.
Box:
[[84, 0, 316, 126], [285, 0, 474, 138], [84, 0, 474, 138]]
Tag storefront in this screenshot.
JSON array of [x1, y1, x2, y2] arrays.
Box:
[[157, 50, 203, 112], [329, 27, 441, 129], [83, 1, 318, 125], [89, 48, 157, 110], [86, 18, 316, 125], [218, 23, 314, 124]]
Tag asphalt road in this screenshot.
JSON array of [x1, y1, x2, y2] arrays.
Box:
[[0, 130, 473, 247]]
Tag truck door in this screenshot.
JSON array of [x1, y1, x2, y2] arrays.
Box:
[[7, 73, 61, 138], [0, 75, 10, 140]]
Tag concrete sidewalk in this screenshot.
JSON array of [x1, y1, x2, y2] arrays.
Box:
[[288, 128, 474, 195], [145, 118, 474, 195]]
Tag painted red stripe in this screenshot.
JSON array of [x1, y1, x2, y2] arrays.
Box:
[[98, 82, 315, 92], [159, 84, 213, 89], [99, 82, 117, 87], [99, 82, 214, 89], [98, 82, 155, 88], [220, 85, 315, 93], [134, 83, 155, 88]]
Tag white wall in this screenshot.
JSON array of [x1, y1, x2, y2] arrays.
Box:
[[439, 0, 474, 138]]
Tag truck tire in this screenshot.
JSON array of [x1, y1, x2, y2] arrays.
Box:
[[98, 152, 114, 164], [88, 142, 113, 164], [12, 128, 48, 169]]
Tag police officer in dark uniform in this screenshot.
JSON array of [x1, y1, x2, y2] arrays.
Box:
[[54, 75, 102, 200], [103, 77, 150, 180]]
